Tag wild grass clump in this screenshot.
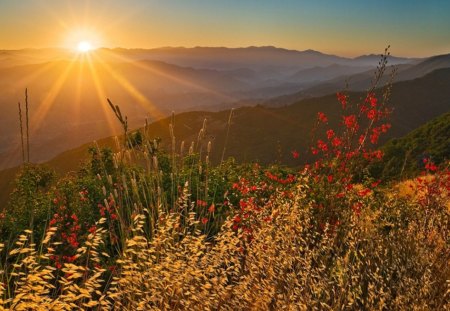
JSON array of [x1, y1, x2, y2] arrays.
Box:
[[0, 49, 448, 309]]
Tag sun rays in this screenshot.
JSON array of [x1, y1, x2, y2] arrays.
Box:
[[84, 54, 120, 135], [20, 47, 239, 143], [8, 1, 242, 166], [29, 60, 78, 132]]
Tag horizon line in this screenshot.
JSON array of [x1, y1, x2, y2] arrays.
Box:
[[0, 45, 437, 59]]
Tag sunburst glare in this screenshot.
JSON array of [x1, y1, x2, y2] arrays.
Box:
[[77, 41, 93, 52]]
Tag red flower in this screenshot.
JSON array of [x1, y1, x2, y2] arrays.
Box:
[[70, 214, 78, 222], [381, 123, 391, 133], [343, 114, 358, 130], [291, 150, 299, 159], [326, 129, 335, 140], [49, 218, 57, 226], [67, 233, 79, 248], [366, 93, 378, 107], [201, 217, 208, 225], [337, 92, 348, 109], [208, 204, 215, 213], [317, 140, 328, 152], [372, 150, 383, 159], [331, 137, 342, 147], [425, 161, 437, 171], [370, 128, 380, 144], [317, 112, 328, 123], [358, 135, 365, 145], [358, 188, 371, 197], [371, 180, 381, 188], [367, 109, 377, 120], [327, 175, 333, 183], [63, 255, 77, 263], [196, 200, 207, 207]]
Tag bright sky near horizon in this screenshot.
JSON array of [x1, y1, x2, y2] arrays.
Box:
[[1, 0, 449, 57]]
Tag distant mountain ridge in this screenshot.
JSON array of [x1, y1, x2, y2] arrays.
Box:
[[264, 53, 450, 107], [0, 47, 445, 171], [100, 46, 414, 70]]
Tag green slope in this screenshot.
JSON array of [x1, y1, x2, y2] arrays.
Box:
[[370, 111, 450, 179]]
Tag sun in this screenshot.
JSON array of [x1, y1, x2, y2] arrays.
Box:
[[77, 41, 93, 52]]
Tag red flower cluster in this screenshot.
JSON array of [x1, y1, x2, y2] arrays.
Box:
[[47, 200, 83, 269], [317, 140, 328, 153], [331, 137, 342, 147], [317, 112, 328, 123], [337, 92, 348, 109], [326, 129, 335, 140], [343, 114, 358, 131], [411, 160, 449, 210], [423, 158, 438, 172], [97, 197, 119, 220], [366, 92, 378, 107], [265, 171, 296, 185], [196, 199, 208, 207]]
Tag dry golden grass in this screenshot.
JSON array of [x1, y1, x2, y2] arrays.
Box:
[[1, 174, 448, 310]]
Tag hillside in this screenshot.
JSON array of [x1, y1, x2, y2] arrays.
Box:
[[1, 67, 449, 207], [370, 111, 450, 179]]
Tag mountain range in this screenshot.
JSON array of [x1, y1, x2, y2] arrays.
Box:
[[0, 47, 442, 171]]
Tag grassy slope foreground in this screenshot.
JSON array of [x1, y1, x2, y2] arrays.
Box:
[[0, 57, 448, 310]]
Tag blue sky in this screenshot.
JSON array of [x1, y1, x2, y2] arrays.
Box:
[[0, 0, 449, 56]]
